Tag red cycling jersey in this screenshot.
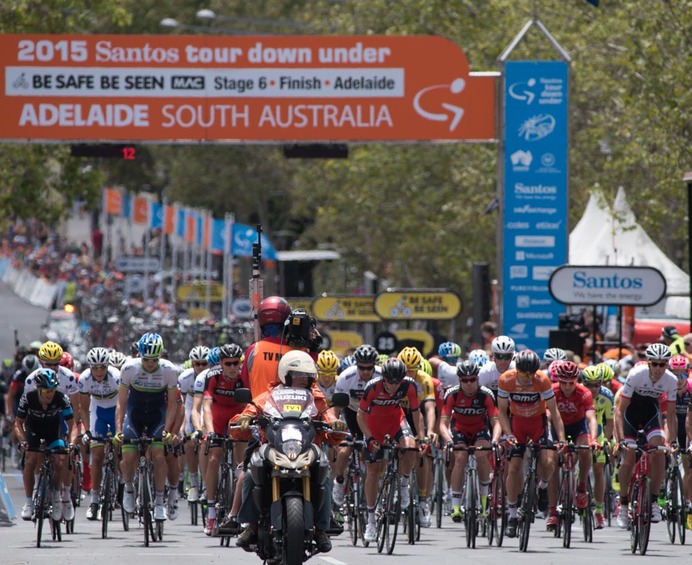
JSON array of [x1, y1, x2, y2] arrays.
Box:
[[552, 382, 594, 426], [359, 377, 419, 443], [442, 385, 497, 433], [204, 368, 246, 434]]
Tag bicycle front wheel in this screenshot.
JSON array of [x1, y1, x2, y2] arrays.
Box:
[[676, 469, 686, 545], [35, 471, 48, 548], [638, 477, 651, 555], [386, 475, 401, 554], [518, 472, 535, 552], [465, 471, 477, 549], [101, 465, 113, 539], [630, 483, 639, 554], [582, 479, 594, 543], [490, 467, 506, 547], [562, 473, 573, 548], [435, 455, 444, 528]]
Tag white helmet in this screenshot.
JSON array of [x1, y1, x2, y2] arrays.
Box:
[[87, 347, 110, 366], [278, 350, 317, 386], [543, 347, 567, 362], [189, 346, 210, 362], [468, 349, 489, 367], [109, 350, 127, 369], [491, 335, 515, 354]]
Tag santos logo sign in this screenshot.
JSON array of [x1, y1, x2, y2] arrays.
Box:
[[549, 265, 666, 306]]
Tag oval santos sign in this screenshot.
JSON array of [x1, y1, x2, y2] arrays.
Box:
[[549, 265, 666, 306]]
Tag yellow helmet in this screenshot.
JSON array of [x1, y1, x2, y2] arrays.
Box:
[[317, 350, 339, 374], [38, 341, 64, 362], [398, 347, 422, 370], [420, 358, 433, 377]]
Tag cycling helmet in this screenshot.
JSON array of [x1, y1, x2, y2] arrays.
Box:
[[491, 335, 516, 355], [645, 342, 672, 361], [257, 296, 292, 326], [377, 353, 389, 366], [338, 354, 356, 375], [468, 349, 489, 367], [457, 360, 480, 377], [548, 360, 564, 383], [582, 365, 602, 384], [109, 350, 127, 369], [514, 349, 540, 373], [553, 360, 580, 381], [398, 347, 422, 370], [189, 346, 210, 362], [182, 359, 192, 370], [278, 350, 316, 386], [138, 332, 164, 358], [87, 347, 110, 367], [438, 342, 462, 362], [354, 344, 379, 365], [543, 347, 567, 362], [662, 325, 680, 339], [207, 346, 220, 366], [381, 358, 407, 383], [22, 354, 40, 373], [669, 355, 688, 372], [317, 350, 340, 374], [60, 351, 74, 371], [29, 340, 43, 353], [38, 341, 63, 362], [34, 368, 59, 389], [130, 341, 140, 355], [596, 362, 615, 382], [219, 343, 243, 360], [420, 358, 433, 376]]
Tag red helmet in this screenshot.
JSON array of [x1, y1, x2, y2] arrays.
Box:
[[553, 360, 580, 381], [60, 351, 74, 371], [257, 296, 291, 326]]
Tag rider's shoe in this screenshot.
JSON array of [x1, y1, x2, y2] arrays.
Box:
[[419, 499, 432, 528], [546, 512, 558, 530], [616, 503, 629, 529], [595, 512, 606, 529], [123, 489, 135, 513], [364, 522, 377, 542], [236, 523, 258, 548], [575, 487, 588, 510], [51, 491, 62, 521], [204, 517, 216, 536], [86, 502, 99, 521], [314, 529, 332, 553], [154, 503, 167, 521], [21, 501, 34, 521], [332, 480, 345, 507], [167, 494, 179, 520], [505, 517, 518, 538], [650, 502, 662, 523], [400, 486, 410, 510], [187, 486, 199, 503], [450, 506, 463, 523]]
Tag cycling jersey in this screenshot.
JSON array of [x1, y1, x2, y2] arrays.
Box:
[[335, 364, 381, 413], [78, 366, 120, 437], [620, 364, 677, 410], [119, 357, 179, 413], [25, 365, 79, 396], [442, 385, 497, 434], [592, 385, 615, 437], [358, 376, 419, 443], [317, 381, 336, 403], [436, 361, 459, 389], [479, 360, 516, 395], [401, 369, 436, 412], [552, 382, 594, 426], [17, 389, 73, 449], [203, 368, 246, 435], [497, 369, 553, 418]]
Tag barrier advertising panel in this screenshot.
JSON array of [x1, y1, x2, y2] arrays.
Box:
[[502, 61, 568, 353], [0, 34, 495, 142]]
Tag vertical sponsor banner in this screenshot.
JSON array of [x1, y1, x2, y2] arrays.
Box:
[[502, 61, 568, 353]]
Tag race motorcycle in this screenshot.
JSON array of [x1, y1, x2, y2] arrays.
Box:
[[234, 387, 348, 565]]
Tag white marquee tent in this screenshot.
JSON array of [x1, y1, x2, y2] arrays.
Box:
[[569, 187, 690, 317]]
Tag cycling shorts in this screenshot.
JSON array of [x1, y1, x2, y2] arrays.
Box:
[[509, 414, 549, 459], [623, 403, 664, 442]]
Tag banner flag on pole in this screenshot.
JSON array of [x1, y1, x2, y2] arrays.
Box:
[[150, 202, 163, 230], [132, 196, 150, 225], [164, 204, 176, 235], [104, 188, 122, 216], [231, 223, 277, 260]]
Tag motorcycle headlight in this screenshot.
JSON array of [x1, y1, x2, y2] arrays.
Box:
[[281, 426, 304, 460], [282, 439, 304, 460]]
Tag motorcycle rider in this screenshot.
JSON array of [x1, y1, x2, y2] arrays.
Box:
[[235, 350, 347, 554]]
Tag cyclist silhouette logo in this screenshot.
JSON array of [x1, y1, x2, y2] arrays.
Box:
[[413, 78, 466, 132], [509, 78, 537, 105], [389, 296, 412, 317], [12, 73, 29, 89]]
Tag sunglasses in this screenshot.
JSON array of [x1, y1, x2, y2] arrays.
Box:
[[460, 378, 478, 384], [223, 360, 240, 367], [357, 365, 375, 371], [91, 364, 107, 371], [193, 361, 209, 367], [142, 357, 159, 363], [584, 382, 602, 388], [495, 354, 513, 361], [649, 361, 667, 368]]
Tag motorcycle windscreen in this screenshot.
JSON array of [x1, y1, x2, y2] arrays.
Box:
[[263, 386, 318, 419]]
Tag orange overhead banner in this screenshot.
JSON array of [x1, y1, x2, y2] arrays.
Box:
[[103, 187, 122, 215], [0, 34, 496, 143]]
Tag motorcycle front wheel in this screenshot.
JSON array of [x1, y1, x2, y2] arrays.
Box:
[[284, 497, 305, 565]]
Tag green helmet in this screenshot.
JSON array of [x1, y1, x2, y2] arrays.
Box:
[[596, 362, 615, 382], [582, 365, 601, 384]]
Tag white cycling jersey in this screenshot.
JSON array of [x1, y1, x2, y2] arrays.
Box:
[[178, 367, 197, 412], [119, 357, 179, 394], [621, 363, 677, 407], [436, 361, 459, 389], [25, 365, 79, 396], [479, 361, 515, 393], [78, 367, 121, 407], [334, 364, 382, 412]]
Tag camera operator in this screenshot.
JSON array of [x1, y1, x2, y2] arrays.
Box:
[[240, 298, 322, 398]]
